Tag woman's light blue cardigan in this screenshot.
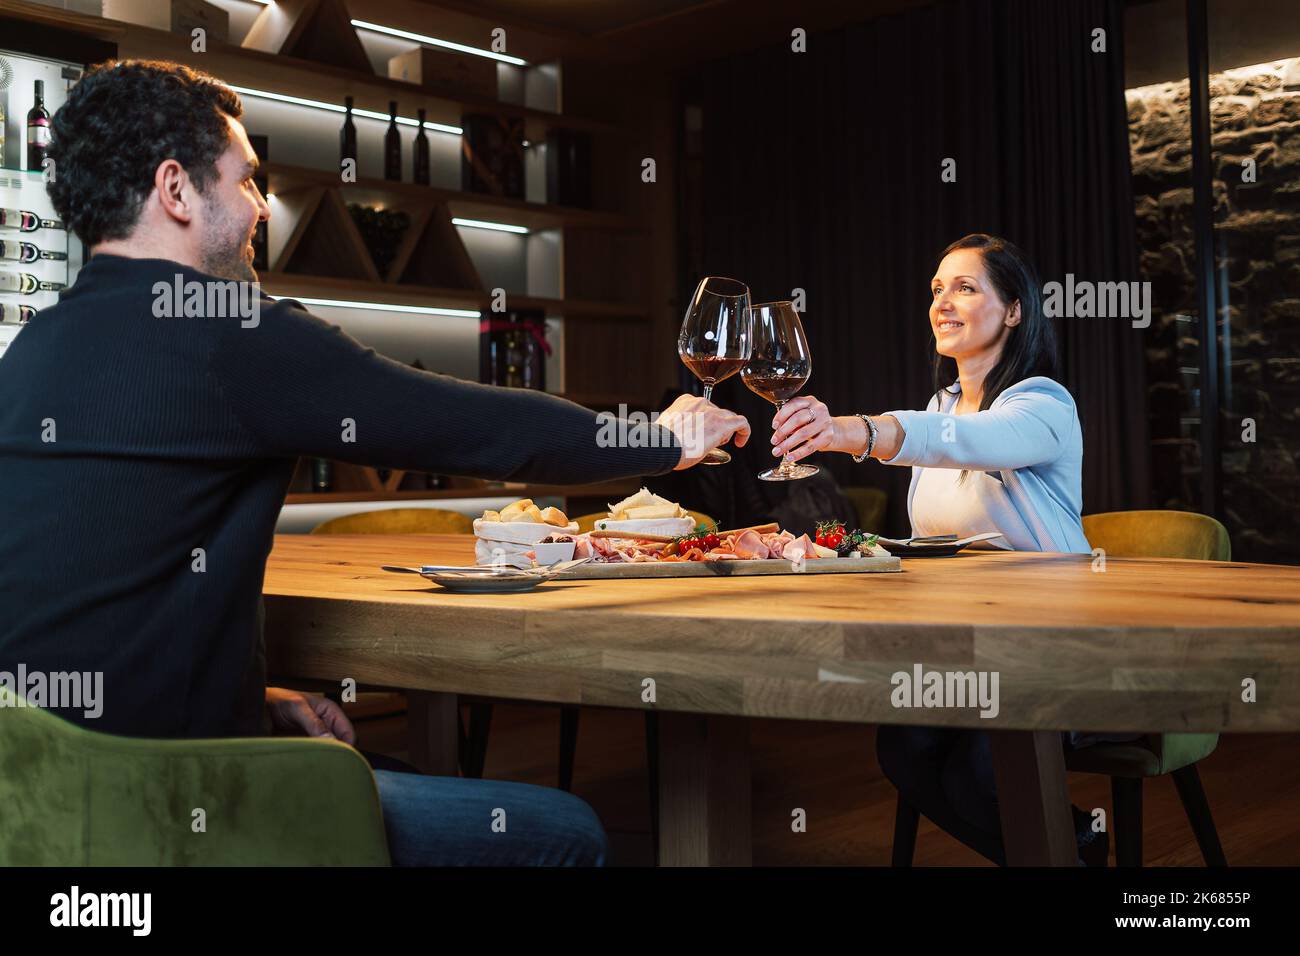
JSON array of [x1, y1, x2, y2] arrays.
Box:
[[881, 376, 1092, 555]]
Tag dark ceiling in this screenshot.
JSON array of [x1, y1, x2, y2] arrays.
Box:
[[411, 0, 939, 64]]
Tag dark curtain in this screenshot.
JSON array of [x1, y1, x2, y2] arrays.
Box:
[[676, 0, 1149, 536]]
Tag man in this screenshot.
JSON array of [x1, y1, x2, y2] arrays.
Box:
[[0, 60, 749, 866]]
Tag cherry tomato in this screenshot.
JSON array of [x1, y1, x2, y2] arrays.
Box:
[[815, 533, 825, 547], [826, 533, 843, 549], [703, 534, 719, 550]]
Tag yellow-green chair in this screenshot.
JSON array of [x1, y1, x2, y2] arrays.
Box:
[[0, 686, 389, 866], [889, 510, 1230, 868], [1064, 510, 1230, 867], [842, 486, 887, 532], [311, 507, 474, 535], [574, 509, 717, 533]]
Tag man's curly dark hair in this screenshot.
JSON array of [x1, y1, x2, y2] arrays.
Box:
[[47, 60, 243, 248]]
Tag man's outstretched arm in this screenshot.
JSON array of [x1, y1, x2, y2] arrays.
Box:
[[209, 298, 747, 483]]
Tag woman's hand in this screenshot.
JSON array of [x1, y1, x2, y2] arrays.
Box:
[[771, 397, 903, 462], [771, 395, 840, 463]]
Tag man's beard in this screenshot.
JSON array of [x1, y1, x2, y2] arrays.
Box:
[[198, 198, 257, 282]]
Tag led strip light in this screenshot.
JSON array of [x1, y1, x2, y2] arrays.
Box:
[[231, 2, 526, 65], [270, 295, 482, 318], [228, 85, 463, 135], [452, 218, 529, 234]]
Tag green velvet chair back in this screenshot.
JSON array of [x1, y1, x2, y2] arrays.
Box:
[[0, 687, 390, 865], [1075, 510, 1230, 777], [1082, 510, 1231, 563]]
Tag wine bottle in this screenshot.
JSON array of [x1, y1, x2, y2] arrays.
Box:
[[0, 239, 67, 263], [340, 96, 357, 164], [311, 458, 334, 493], [1, 302, 36, 324], [0, 270, 65, 294], [414, 108, 430, 185], [26, 80, 51, 173], [0, 209, 65, 232], [384, 101, 401, 181]]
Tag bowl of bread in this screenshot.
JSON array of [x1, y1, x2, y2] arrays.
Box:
[[474, 498, 578, 568]]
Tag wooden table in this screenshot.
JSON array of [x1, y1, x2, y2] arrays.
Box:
[[263, 533, 1300, 866]]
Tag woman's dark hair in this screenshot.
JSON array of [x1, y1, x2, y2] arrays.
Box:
[[46, 60, 243, 248], [931, 233, 1059, 410]]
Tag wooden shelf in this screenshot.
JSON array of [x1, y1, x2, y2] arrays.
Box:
[[284, 478, 641, 505], [86, 4, 624, 138], [260, 272, 650, 320], [267, 163, 635, 232]]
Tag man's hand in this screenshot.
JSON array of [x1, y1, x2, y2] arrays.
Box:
[[265, 687, 356, 745], [656, 393, 751, 469]]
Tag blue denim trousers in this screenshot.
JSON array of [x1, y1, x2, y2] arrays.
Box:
[[370, 764, 608, 866]]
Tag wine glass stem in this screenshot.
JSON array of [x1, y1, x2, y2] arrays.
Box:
[[773, 400, 795, 476], [702, 383, 714, 402]]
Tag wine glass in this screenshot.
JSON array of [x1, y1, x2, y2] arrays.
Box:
[[742, 301, 818, 481], [678, 276, 752, 465]]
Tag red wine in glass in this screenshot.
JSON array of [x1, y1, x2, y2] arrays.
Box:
[[743, 301, 818, 481], [678, 276, 751, 465]]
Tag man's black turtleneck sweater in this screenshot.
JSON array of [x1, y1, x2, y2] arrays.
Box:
[[0, 254, 679, 738]]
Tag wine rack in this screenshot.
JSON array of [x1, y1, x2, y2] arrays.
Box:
[[0, 47, 81, 360]]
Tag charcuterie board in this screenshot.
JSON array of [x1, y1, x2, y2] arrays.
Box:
[[554, 555, 901, 578]]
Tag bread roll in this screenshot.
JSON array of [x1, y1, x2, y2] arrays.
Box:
[[540, 506, 569, 527]]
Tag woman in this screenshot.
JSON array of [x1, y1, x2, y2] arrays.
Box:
[[769, 233, 1106, 865]]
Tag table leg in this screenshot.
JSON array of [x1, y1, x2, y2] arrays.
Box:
[[655, 713, 752, 866], [989, 729, 1077, 866], [406, 690, 461, 777]]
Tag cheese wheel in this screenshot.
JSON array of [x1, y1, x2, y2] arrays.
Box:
[[594, 517, 696, 538]]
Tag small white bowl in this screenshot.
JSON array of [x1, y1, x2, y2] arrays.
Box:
[[532, 541, 576, 565]]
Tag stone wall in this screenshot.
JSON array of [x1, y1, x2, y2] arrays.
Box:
[[1127, 57, 1300, 564]]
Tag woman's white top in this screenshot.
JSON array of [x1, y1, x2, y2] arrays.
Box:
[[881, 376, 1091, 555]]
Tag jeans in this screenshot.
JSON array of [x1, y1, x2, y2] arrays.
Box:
[[366, 753, 608, 867], [876, 725, 1075, 866]]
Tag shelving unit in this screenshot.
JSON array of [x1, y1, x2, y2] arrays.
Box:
[[0, 0, 671, 515]]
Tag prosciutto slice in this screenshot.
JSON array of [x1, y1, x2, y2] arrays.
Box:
[[780, 533, 818, 562]]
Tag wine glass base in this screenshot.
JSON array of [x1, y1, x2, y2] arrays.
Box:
[[758, 463, 819, 481], [701, 447, 731, 465]]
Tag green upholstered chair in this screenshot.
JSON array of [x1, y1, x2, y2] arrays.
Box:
[[842, 486, 888, 532], [889, 510, 1230, 867], [1066, 510, 1229, 867], [0, 686, 390, 866], [311, 507, 474, 535]]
